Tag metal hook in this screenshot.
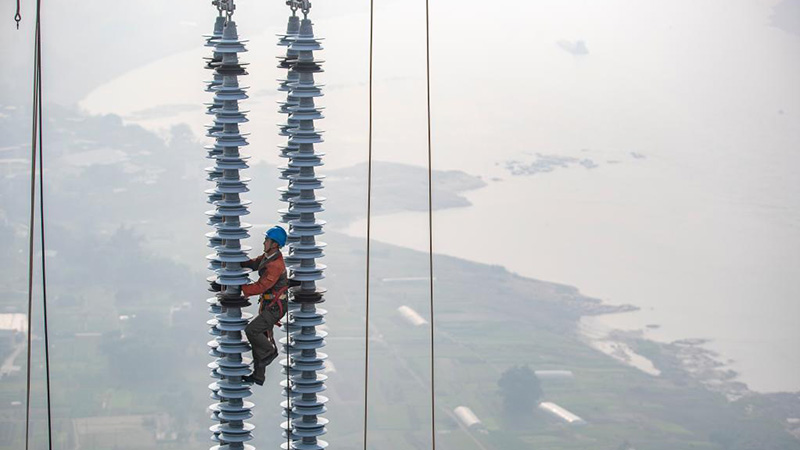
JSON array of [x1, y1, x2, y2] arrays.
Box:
[[14, 0, 21, 29]]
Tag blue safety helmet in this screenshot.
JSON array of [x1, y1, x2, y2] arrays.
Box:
[[265, 225, 288, 248]]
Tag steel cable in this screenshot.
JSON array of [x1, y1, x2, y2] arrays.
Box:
[[286, 300, 291, 450], [424, 0, 437, 448], [37, 2, 53, 445], [25, 0, 52, 448], [362, 0, 374, 447], [24, 26, 39, 450]]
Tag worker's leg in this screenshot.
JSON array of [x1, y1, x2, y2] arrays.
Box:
[[245, 308, 279, 383]]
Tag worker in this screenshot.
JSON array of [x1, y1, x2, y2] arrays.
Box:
[[241, 225, 290, 386]]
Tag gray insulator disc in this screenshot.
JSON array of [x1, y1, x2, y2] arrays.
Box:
[[290, 39, 324, 52], [292, 150, 326, 159], [292, 417, 330, 430], [284, 351, 327, 362], [211, 185, 250, 195], [208, 253, 250, 264], [289, 373, 329, 384], [290, 241, 328, 251], [209, 423, 256, 439], [210, 389, 254, 401], [214, 221, 253, 231], [215, 198, 253, 208], [288, 136, 324, 145], [208, 362, 250, 377], [217, 312, 253, 323], [281, 397, 329, 411], [290, 308, 328, 318], [288, 111, 324, 121], [280, 338, 325, 351], [280, 423, 326, 438], [290, 250, 325, 260], [290, 405, 327, 417], [213, 206, 250, 217], [290, 159, 323, 168], [289, 88, 324, 99], [214, 379, 254, 391], [212, 400, 255, 412], [212, 445, 255, 450], [290, 263, 327, 273], [291, 330, 328, 341], [216, 343, 251, 355], [282, 205, 324, 215], [290, 218, 326, 227], [280, 441, 329, 450], [289, 273, 325, 282], [215, 410, 253, 422]]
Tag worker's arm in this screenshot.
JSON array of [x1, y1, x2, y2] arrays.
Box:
[[242, 257, 284, 296], [242, 254, 265, 271]]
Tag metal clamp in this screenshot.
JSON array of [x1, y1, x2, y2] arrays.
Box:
[[212, 0, 224, 16], [286, 0, 310, 16], [215, 0, 235, 19]]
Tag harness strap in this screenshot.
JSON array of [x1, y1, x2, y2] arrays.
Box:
[[261, 284, 289, 327]]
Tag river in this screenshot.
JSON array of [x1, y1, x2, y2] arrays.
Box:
[[79, 0, 800, 392]]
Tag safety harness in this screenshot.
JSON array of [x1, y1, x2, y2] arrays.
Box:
[[255, 251, 289, 354]]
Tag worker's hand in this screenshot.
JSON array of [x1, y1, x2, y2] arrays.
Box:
[[288, 279, 301, 287], [210, 281, 222, 292]]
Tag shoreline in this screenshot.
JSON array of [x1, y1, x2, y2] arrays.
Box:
[[578, 313, 757, 400], [578, 306, 800, 398], [341, 209, 799, 397]]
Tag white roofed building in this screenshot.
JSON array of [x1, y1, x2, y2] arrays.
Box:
[[0, 314, 27, 334], [534, 370, 574, 380], [454, 406, 486, 431], [397, 306, 428, 327], [538, 402, 586, 425]]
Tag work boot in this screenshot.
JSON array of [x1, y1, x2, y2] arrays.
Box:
[[243, 374, 264, 386]]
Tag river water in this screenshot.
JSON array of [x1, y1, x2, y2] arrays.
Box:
[[79, 0, 800, 392]]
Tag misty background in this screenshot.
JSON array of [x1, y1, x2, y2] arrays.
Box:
[[1, 0, 799, 449]]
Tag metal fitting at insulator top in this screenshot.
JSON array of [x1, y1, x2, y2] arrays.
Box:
[[286, 0, 311, 12], [214, 0, 236, 20]]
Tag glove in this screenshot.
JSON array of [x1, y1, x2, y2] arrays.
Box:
[[288, 279, 301, 287], [210, 281, 222, 292]]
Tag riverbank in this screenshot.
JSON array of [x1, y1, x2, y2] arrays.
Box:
[[579, 315, 754, 401], [342, 167, 800, 393]]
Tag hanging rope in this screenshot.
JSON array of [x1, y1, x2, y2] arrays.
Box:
[[424, 0, 437, 448], [362, 0, 374, 447], [286, 308, 291, 450], [25, 0, 52, 448]]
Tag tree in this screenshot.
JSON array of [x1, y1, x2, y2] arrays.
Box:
[[498, 365, 542, 415]]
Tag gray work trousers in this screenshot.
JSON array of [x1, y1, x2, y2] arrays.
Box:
[[244, 300, 284, 382]]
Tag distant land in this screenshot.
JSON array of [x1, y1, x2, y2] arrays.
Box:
[[0, 106, 799, 449]]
